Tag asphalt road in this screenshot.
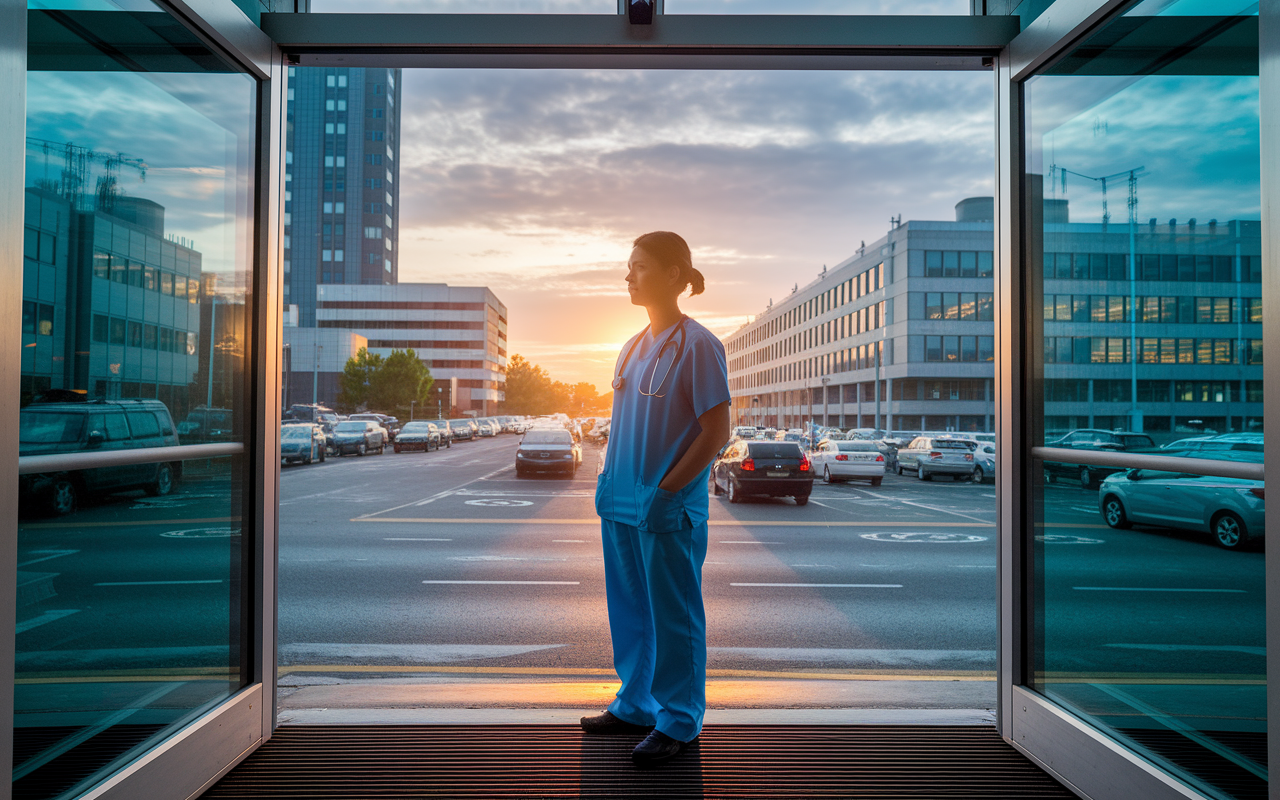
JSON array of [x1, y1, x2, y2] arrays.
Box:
[[13, 435, 1264, 691]]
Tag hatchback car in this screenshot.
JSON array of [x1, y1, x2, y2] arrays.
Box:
[[516, 428, 581, 477], [810, 439, 885, 486], [896, 436, 979, 481], [1098, 456, 1265, 550], [280, 423, 325, 465], [395, 421, 446, 452], [19, 399, 182, 515], [713, 441, 812, 505], [330, 420, 386, 456]]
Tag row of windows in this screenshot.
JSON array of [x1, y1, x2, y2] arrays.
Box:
[[731, 342, 889, 392], [729, 262, 886, 354], [317, 320, 486, 330], [896, 378, 988, 402], [91, 314, 197, 354], [1043, 252, 1262, 283], [923, 335, 996, 363], [93, 252, 201, 302], [1043, 294, 1261, 324], [1042, 337, 1262, 365], [365, 340, 486, 350], [922, 292, 995, 322], [22, 301, 54, 336], [23, 226, 56, 264], [731, 301, 886, 372], [1044, 378, 1264, 405], [923, 250, 994, 279]]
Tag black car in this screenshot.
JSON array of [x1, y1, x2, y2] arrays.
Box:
[[19, 399, 182, 515], [515, 428, 581, 477], [329, 420, 386, 456], [395, 421, 446, 452], [1043, 429, 1157, 488], [712, 440, 813, 505], [446, 418, 477, 442], [348, 413, 399, 442]]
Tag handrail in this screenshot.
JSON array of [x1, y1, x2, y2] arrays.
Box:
[[1032, 447, 1264, 482], [17, 443, 245, 476]]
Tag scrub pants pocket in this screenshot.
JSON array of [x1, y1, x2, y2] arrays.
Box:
[[639, 484, 690, 534]]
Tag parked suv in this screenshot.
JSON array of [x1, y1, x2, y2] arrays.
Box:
[[19, 399, 182, 515], [395, 421, 446, 452], [896, 435, 979, 481], [713, 440, 813, 505], [176, 405, 233, 444], [1043, 429, 1157, 488]]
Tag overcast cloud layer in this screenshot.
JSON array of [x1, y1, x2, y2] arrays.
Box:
[[396, 68, 995, 389]]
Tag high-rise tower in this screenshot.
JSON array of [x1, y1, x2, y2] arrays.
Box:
[[284, 66, 402, 327]]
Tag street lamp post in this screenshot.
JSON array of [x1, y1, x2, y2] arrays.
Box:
[[410, 400, 416, 421], [820, 376, 830, 428], [312, 342, 323, 406], [437, 385, 444, 419]]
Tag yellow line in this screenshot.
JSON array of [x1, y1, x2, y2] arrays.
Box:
[[276, 665, 995, 682], [21, 517, 241, 530], [354, 518, 993, 528]]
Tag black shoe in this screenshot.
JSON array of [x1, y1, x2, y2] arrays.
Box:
[[631, 730, 688, 766], [580, 710, 653, 735]]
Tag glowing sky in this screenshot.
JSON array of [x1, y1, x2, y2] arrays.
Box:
[[394, 68, 996, 390]]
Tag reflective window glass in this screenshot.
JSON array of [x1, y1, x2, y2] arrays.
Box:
[[17, 1, 255, 796], [1026, 1, 1263, 796]]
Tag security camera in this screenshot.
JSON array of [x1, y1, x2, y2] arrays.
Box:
[[629, 0, 654, 24]]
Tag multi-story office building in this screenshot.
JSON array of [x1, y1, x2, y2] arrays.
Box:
[[725, 197, 1262, 440], [314, 283, 507, 415], [22, 185, 205, 420], [284, 66, 402, 327]]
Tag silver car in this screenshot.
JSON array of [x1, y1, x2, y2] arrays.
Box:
[[1098, 460, 1264, 550], [895, 435, 979, 481]]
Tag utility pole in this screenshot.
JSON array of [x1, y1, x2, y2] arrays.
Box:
[[206, 294, 216, 407], [312, 342, 322, 406]]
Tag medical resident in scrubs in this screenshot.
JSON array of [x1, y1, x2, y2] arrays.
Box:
[[581, 231, 731, 766]]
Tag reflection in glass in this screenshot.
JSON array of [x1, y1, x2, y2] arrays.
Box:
[[16, 0, 255, 796], [1026, 2, 1264, 797]]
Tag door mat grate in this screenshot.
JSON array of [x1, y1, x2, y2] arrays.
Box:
[[204, 724, 1076, 799]]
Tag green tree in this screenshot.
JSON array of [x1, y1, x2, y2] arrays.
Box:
[[503, 354, 553, 415], [567, 381, 601, 416], [337, 347, 383, 411], [369, 348, 434, 418]]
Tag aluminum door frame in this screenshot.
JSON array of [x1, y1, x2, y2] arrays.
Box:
[[996, 1, 1279, 798], [0, 0, 283, 797]]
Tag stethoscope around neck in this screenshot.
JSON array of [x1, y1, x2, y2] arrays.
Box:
[[612, 316, 688, 398]]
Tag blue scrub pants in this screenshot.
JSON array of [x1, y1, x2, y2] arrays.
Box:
[[600, 517, 709, 742]]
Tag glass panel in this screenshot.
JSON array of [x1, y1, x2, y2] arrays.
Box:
[[17, 1, 255, 796], [1026, 1, 1263, 797], [309, 0, 617, 12], [667, 0, 969, 13]]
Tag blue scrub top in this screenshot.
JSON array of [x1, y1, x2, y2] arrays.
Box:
[[596, 316, 730, 533]]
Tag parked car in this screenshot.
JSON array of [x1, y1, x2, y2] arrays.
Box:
[[515, 428, 581, 477], [447, 418, 477, 442], [731, 426, 758, 441], [19, 399, 182, 515], [712, 440, 812, 505], [280, 423, 325, 465], [1098, 454, 1265, 550], [1043, 429, 1157, 488], [395, 421, 446, 452], [896, 435, 979, 481], [1160, 433, 1264, 455], [330, 420, 386, 456], [476, 418, 500, 437], [176, 405, 234, 444], [810, 439, 885, 486], [348, 413, 399, 442], [973, 443, 996, 482]]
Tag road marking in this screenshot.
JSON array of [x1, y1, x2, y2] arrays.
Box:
[[981, 493, 997, 498], [731, 583, 903, 588], [719, 541, 782, 544], [422, 580, 579, 585], [22, 516, 240, 530], [464, 499, 534, 507], [552, 539, 586, 543], [1069, 506, 1097, 513], [954, 565, 997, 569], [862, 490, 994, 525], [18, 550, 78, 567], [1073, 587, 1246, 593], [15, 609, 79, 634], [357, 463, 515, 519], [861, 532, 988, 543], [160, 527, 238, 539], [95, 579, 225, 586], [789, 564, 835, 568], [1037, 534, 1104, 544], [384, 538, 452, 541], [356, 518, 993, 527], [448, 556, 567, 562]]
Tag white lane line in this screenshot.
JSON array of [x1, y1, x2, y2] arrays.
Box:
[[422, 580, 579, 585], [1070, 506, 1097, 513], [95, 579, 225, 586], [955, 565, 996, 569], [18, 550, 78, 567], [384, 538, 452, 541], [719, 541, 782, 544], [358, 463, 515, 518], [862, 489, 994, 525], [731, 583, 902, 588], [806, 499, 839, 510], [553, 539, 586, 543], [981, 493, 997, 498], [1073, 587, 1246, 593], [789, 564, 835, 568], [15, 609, 79, 634]]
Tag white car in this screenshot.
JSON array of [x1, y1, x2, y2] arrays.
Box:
[[810, 439, 885, 486]]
